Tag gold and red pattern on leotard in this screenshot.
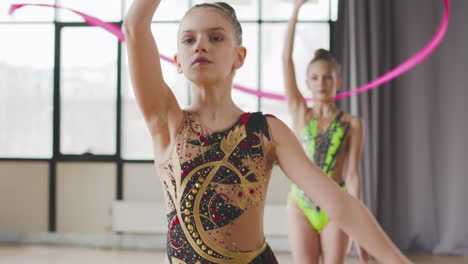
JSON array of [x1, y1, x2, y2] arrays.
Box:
[[158, 111, 276, 264]]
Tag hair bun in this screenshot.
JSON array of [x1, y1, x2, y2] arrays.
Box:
[[309, 49, 342, 77], [314, 49, 333, 60]]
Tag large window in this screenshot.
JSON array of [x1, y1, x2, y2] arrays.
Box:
[[1, 0, 337, 232], [1, 0, 337, 160]]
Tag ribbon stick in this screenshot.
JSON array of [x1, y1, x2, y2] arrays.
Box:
[[8, 4, 125, 42], [8, 0, 450, 100]]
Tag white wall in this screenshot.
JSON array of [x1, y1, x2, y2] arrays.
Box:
[[123, 163, 161, 201], [0, 161, 292, 244], [0, 161, 49, 232], [56, 162, 116, 233]]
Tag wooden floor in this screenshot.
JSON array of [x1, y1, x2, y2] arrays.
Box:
[[0, 245, 467, 264]]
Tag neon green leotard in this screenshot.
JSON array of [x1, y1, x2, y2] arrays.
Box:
[[289, 111, 350, 233]]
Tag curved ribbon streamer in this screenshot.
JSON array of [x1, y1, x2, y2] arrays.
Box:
[[160, 0, 450, 101], [8, 4, 125, 42], [9, 1, 449, 100], [333, 0, 450, 100]]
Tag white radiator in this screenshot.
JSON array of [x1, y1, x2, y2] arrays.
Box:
[[112, 201, 288, 237]]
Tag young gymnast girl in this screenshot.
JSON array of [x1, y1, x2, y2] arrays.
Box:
[[283, 0, 369, 263], [124, 1, 410, 263]]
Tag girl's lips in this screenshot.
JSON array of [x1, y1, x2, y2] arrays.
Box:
[[192, 57, 212, 65]]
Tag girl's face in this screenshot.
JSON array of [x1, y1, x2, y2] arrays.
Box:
[[306, 60, 342, 102], [174, 7, 246, 86]]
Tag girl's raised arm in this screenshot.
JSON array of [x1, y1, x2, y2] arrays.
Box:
[[282, 0, 308, 127], [124, 0, 183, 150]]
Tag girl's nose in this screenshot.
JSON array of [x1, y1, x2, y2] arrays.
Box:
[[194, 36, 208, 53]]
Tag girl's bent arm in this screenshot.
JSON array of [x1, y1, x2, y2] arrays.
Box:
[[346, 117, 364, 202], [345, 116, 371, 261]]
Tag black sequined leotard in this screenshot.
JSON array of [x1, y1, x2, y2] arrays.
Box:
[[158, 111, 278, 264]]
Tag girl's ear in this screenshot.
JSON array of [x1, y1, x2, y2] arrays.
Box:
[[174, 54, 183, 74], [336, 78, 343, 92], [233, 46, 247, 70]]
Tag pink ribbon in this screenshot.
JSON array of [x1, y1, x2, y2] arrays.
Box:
[[9, 1, 450, 100], [334, 0, 450, 100], [161, 0, 450, 101], [8, 4, 125, 42]]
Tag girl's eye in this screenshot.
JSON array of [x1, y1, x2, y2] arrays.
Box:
[[183, 38, 194, 44], [211, 36, 224, 41]]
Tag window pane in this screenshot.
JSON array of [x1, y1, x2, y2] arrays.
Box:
[[331, 0, 339, 21], [0, 0, 55, 22], [124, 0, 189, 22], [260, 23, 329, 127], [0, 25, 54, 158], [122, 24, 188, 160], [262, 0, 330, 21], [233, 23, 259, 113], [61, 27, 117, 155], [192, 0, 259, 20], [57, 0, 122, 22]]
